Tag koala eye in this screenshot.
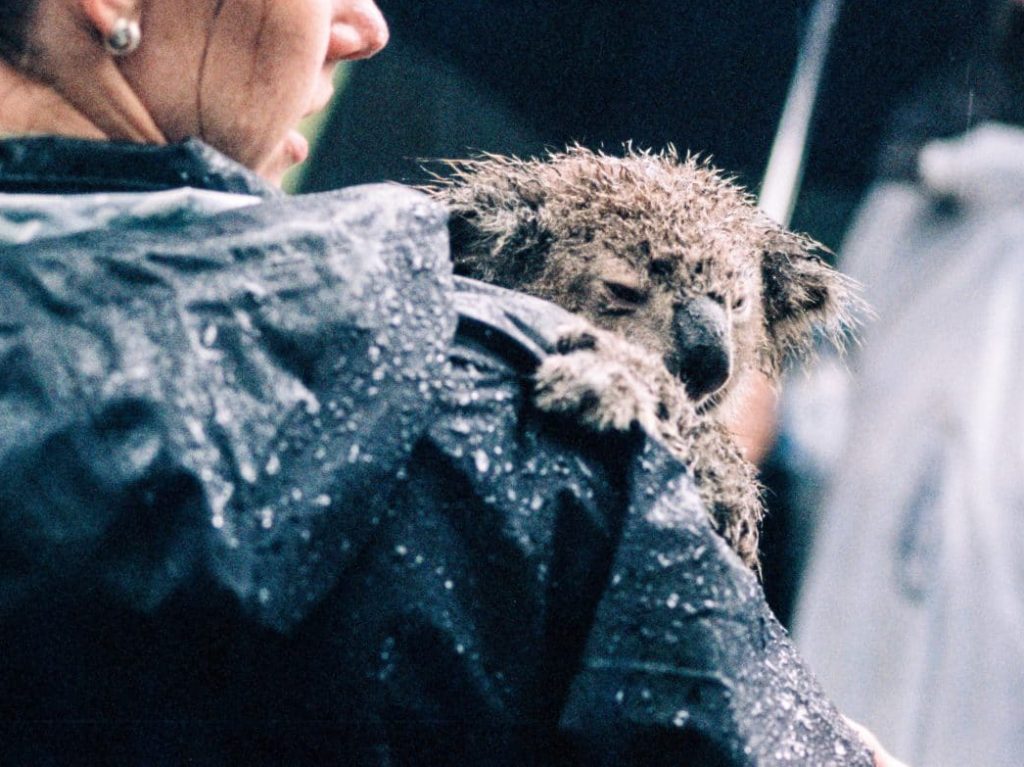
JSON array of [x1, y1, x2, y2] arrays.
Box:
[[732, 296, 748, 312], [604, 280, 648, 304]]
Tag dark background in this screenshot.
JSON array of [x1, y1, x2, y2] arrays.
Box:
[[303, 0, 990, 249]]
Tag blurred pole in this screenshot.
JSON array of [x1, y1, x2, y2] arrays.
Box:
[[758, 0, 844, 227], [738, 0, 844, 466]]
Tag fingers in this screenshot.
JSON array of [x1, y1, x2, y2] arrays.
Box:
[[843, 717, 912, 767]]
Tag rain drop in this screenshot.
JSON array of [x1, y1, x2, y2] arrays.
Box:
[[239, 462, 258, 484], [473, 449, 490, 474], [202, 324, 218, 346]]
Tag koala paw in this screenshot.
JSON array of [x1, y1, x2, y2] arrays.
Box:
[[534, 322, 676, 434]]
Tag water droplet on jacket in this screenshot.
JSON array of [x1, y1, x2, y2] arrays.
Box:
[[450, 418, 472, 435], [265, 453, 281, 476], [259, 507, 275, 529], [202, 324, 218, 346], [666, 592, 680, 609], [348, 443, 361, 463], [473, 449, 490, 474]]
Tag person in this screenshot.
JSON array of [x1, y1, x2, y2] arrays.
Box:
[[791, 2, 1024, 765], [0, 1, 899, 764]]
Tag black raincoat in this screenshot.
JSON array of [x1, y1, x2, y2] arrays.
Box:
[[0, 137, 870, 766]]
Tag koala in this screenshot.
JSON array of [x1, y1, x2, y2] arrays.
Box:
[[428, 146, 860, 571]]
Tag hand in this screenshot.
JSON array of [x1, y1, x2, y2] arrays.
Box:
[[843, 717, 911, 767], [726, 372, 777, 464]]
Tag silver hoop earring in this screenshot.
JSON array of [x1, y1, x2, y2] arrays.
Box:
[[104, 18, 141, 57]]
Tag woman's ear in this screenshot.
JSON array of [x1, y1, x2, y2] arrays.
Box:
[[27, 0, 162, 142], [759, 228, 862, 375], [77, 0, 140, 41]]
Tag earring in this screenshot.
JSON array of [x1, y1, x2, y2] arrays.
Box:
[[104, 18, 141, 57]]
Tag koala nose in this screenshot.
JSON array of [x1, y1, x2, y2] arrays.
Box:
[[673, 296, 731, 401]]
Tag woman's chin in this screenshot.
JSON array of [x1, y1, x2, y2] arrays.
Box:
[[259, 130, 311, 186]]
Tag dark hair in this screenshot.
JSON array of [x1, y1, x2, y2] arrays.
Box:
[[0, 0, 38, 67]]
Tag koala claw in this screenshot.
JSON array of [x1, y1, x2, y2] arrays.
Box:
[[534, 322, 679, 435]]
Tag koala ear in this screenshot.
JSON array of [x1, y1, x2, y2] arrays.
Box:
[[759, 229, 863, 376], [424, 157, 553, 288]]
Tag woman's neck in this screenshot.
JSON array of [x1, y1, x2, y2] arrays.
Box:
[[0, 60, 106, 139]]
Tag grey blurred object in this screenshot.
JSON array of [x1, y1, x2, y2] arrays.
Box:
[[759, 0, 843, 227], [794, 122, 1024, 767]]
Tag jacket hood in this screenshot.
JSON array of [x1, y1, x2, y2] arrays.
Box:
[[0, 140, 458, 629]]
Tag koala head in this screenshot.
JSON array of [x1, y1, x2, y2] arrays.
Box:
[[429, 146, 860, 410]]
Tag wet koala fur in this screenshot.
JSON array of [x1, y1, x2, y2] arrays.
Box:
[[428, 146, 859, 571]]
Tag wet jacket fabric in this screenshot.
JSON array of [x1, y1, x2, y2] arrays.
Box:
[[0, 137, 869, 766]]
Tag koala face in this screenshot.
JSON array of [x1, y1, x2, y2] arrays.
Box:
[[433, 146, 860, 409], [537, 200, 767, 407]]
